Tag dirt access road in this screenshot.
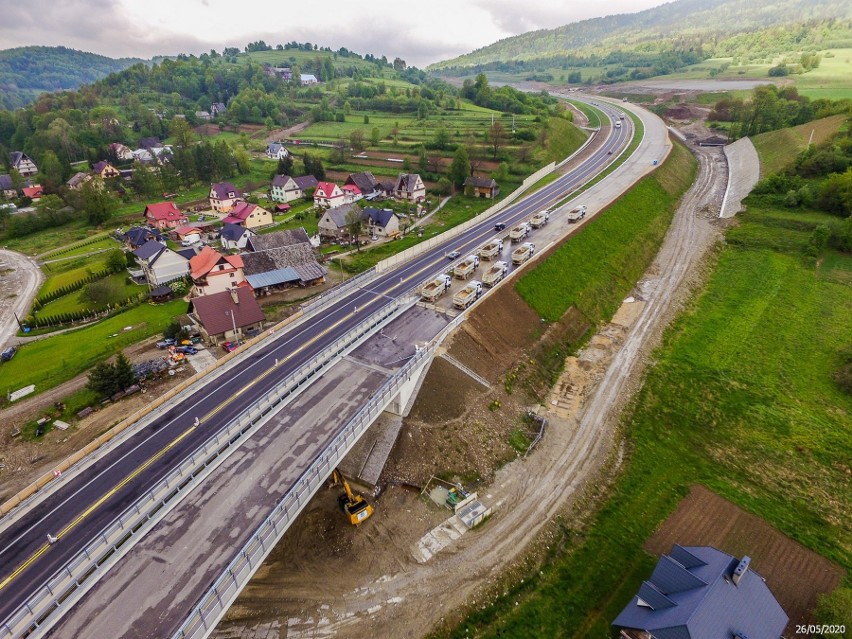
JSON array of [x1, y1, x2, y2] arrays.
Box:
[[213, 132, 731, 638], [0, 249, 42, 351]]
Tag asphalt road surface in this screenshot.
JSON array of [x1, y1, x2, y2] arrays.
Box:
[[0, 99, 630, 629]]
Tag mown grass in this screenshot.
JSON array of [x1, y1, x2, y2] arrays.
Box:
[[39, 273, 147, 316], [0, 300, 184, 397], [751, 114, 847, 176], [516, 139, 696, 323], [37, 257, 112, 297], [436, 193, 852, 639], [537, 117, 587, 164]]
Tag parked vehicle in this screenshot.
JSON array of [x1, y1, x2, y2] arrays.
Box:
[[421, 274, 453, 302], [511, 242, 535, 265], [222, 341, 238, 352], [181, 234, 201, 247], [1, 346, 16, 361], [156, 338, 177, 349], [482, 261, 508, 287], [566, 205, 587, 222], [509, 222, 530, 242], [479, 239, 504, 261], [453, 254, 480, 280], [175, 346, 198, 355], [529, 210, 550, 228], [452, 280, 483, 310]]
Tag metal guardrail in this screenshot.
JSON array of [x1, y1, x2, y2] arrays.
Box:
[[172, 312, 466, 639], [300, 267, 377, 314], [0, 297, 415, 639]]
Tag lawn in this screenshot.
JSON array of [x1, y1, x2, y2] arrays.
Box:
[[436, 202, 852, 639], [37, 256, 112, 297], [38, 272, 147, 317], [39, 234, 116, 260], [0, 300, 185, 398], [1, 220, 102, 257], [516, 139, 695, 323]]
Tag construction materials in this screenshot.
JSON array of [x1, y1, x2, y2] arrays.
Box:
[[511, 242, 535, 264], [452, 280, 483, 310], [420, 274, 452, 302], [453, 254, 480, 280], [482, 260, 508, 287]]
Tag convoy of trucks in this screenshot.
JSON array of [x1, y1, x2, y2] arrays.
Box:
[[511, 242, 535, 264], [453, 254, 480, 279], [479, 239, 504, 261], [529, 210, 550, 229], [452, 280, 483, 309], [482, 261, 508, 287], [566, 205, 587, 222], [420, 274, 452, 302], [509, 222, 530, 242]]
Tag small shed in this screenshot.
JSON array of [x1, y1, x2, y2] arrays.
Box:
[[149, 285, 174, 302]]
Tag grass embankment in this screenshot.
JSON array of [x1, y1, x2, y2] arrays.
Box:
[[516, 139, 695, 323], [751, 114, 847, 176], [437, 203, 852, 637], [0, 300, 185, 397], [538, 117, 587, 164]]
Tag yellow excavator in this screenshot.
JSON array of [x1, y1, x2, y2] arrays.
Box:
[[330, 469, 374, 525]]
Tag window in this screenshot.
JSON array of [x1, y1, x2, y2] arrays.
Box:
[[230, 273, 235, 278]]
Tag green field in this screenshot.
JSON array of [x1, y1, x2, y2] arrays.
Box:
[[792, 49, 852, 100], [751, 114, 848, 176], [0, 300, 185, 398], [438, 198, 852, 639], [516, 140, 695, 323]]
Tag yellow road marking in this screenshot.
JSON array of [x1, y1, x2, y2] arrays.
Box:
[[0, 426, 195, 593]]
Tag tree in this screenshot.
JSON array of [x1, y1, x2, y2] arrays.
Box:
[[486, 121, 506, 160], [80, 181, 117, 225], [303, 153, 325, 180], [130, 161, 160, 197], [38, 150, 64, 191], [329, 143, 346, 165], [350, 129, 365, 151], [170, 117, 196, 149], [418, 146, 429, 172], [87, 361, 118, 398], [436, 177, 452, 195], [233, 146, 251, 174], [393, 57, 406, 71], [449, 145, 471, 189], [370, 127, 381, 147], [276, 155, 294, 177], [106, 249, 127, 273], [344, 207, 363, 251], [113, 353, 136, 390], [433, 127, 450, 150]]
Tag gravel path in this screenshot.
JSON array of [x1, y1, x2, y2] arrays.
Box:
[[0, 249, 42, 350]]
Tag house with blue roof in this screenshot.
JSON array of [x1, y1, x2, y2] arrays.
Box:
[[362, 207, 400, 238], [613, 545, 788, 639]]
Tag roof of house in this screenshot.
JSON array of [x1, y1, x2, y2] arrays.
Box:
[[343, 184, 361, 195], [220, 223, 250, 242], [175, 225, 201, 237], [0, 174, 12, 190], [315, 181, 341, 199], [22, 186, 43, 198], [212, 102, 227, 111], [301, 73, 318, 82], [321, 203, 362, 230], [138, 137, 162, 149], [189, 288, 265, 335], [176, 247, 200, 260], [267, 142, 286, 154], [210, 182, 241, 200], [395, 173, 423, 191], [246, 228, 310, 252], [145, 201, 185, 221], [67, 172, 90, 188], [133, 239, 167, 263], [124, 226, 163, 246], [10, 151, 30, 168], [244, 267, 302, 289], [613, 545, 788, 639], [110, 142, 131, 152], [293, 175, 319, 190], [222, 202, 265, 225], [190, 246, 243, 280], [363, 207, 397, 228], [93, 160, 112, 174], [149, 285, 173, 297], [271, 174, 291, 188], [464, 176, 498, 189], [346, 171, 379, 194], [241, 242, 326, 283]]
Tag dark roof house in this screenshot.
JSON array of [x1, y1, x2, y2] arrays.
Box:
[[189, 288, 264, 338], [124, 226, 164, 249], [245, 228, 311, 252], [613, 545, 788, 639], [345, 171, 379, 195]]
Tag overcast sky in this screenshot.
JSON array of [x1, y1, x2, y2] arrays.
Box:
[[0, 0, 671, 67]]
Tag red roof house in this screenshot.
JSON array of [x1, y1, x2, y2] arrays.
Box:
[[188, 287, 264, 344], [313, 181, 344, 209], [189, 246, 245, 296], [221, 202, 274, 230], [144, 202, 189, 229]]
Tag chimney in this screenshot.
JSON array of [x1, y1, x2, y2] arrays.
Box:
[[732, 556, 750, 586], [230, 288, 240, 305]]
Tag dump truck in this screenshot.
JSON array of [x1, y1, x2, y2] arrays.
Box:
[[511, 242, 535, 265], [479, 239, 504, 261], [453, 280, 483, 310], [420, 274, 452, 302], [529, 210, 550, 229], [566, 205, 587, 222], [509, 222, 530, 242], [453, 254, 480, 280], [482, 261, 508, 287]]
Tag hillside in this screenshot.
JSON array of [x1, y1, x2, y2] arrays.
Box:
[[0, 46, 142, 110], [429, 0, 852, 75]]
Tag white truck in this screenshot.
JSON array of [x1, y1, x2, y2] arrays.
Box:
[[509, 222, 530, 242], [482, 261, 508, 288], [566, 205, 587, 222], [453, 254, 480, 280], [511, 242, 535, 265], [529, 210, 550, 229], [452, 280, 483, 310], [479, 239, 504, 261], [420, 274, 452, 302]]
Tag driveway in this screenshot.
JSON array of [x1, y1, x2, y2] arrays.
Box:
[[0, 249, 43, 349]]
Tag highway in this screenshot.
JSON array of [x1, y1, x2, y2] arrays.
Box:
[[0, 99, 630, 631]]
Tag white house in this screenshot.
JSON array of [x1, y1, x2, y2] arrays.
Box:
[[220, 223, 256, 251], [300, 74, 319, 85], [266, 143, 289, 160], [270, 175, 319, 203], [133, 240, 190, 287], [394, 173, 426, 202], [313, 181, 344, 209], [10, 152, 37, 177]]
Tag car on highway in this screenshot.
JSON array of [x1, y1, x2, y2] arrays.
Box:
[[494, 222, 506, 231], [446, 250, 462, 260], [1, 346, 16, 361], [222, 341, 238, 352]]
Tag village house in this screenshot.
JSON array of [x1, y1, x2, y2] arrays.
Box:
[[0, 175, 18, 199], [195, 110, 212, 121], [241, 228, 326, 293], [266, 142, 289, 160], [362, 207, 401, 238], [66, 172, 93, 190], [123, 226, 165, 250], [109, 143, 135, 161], [342, 183, 362, 203], [92, 160, 121, 179], [464, 176, 500, 199], [318, 203, 362, 240], [394, 173, 425, 202], [22, 185, 44, 202], [211, 103, 227, 117], [143, 201, 189, 230], [219, 223, 256, 251], [10, 152, 38, 177], [209, 182, 243, 213], [132, 148, 154, 164], [189, 246, 245, 296], [613, 545, 788, 639], [133, 240, 190, 287], [270, 174, 318, 203], [221, 201, 274, 230], [345, 171, 380, 199], [313, 181, 344, 209], [300, 73, 319, 85], [189, 287, 264, 345]]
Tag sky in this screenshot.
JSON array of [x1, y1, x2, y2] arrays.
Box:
[[0, 0, 671, 67]]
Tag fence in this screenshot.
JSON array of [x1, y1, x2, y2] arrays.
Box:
[[0, 297, 415, 639]]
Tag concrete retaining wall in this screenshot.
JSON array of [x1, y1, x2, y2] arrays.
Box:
[[720, 137, 760, 219]]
